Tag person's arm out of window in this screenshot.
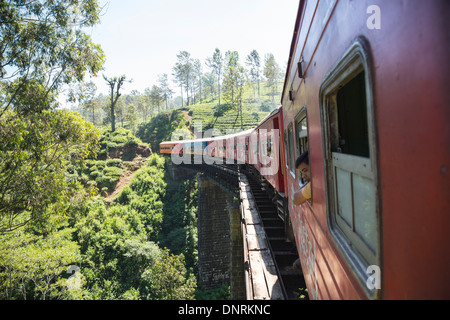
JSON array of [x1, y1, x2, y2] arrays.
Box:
[[293, 182, 311, 206]]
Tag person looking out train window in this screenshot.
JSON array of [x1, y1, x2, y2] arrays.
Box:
[[293, 151, 311, 205]]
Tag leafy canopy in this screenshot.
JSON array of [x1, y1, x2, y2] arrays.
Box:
[[0, 0, 105, 232]]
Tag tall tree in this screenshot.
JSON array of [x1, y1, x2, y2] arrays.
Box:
[[84, 96, 102, 126], [103, 75, 130, 132], [246, 50, 261, 99], [223, 51, 246, 129], [206, 48, 224, 107], [136, 94, 150, 123], [263, 53, 281, 107], [149, 85, 163, 114], [202, 72, 216, 100], [158, 74, 174, 110], [115, 97, 126, 128], [126, 103, 137, 133], [172, 63, 185, 108], [193, 59, 203, 104], [173, 51, 193, 106], [76, 82, 100, 125]]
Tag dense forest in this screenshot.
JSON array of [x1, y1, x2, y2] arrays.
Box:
[[0, 0, 284, 300]]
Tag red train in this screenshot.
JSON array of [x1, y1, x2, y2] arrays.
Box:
[[161, 0, 450, 299]]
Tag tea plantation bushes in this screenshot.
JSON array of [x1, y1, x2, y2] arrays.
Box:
[[78, 159, 123, 192], [98, 128, 146, 159]]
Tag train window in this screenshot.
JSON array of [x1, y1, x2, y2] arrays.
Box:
[[251, 131, 259, 165], [267, 135, 272, 157], [320, 38, 380, 297], [294, 107, 309, 186], [336, 72, 369, 157], [284, 130, 289, 171], [287, 124, 295, 176]]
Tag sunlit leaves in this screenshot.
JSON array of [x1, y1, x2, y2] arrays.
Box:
[[0, 110, 101, 233], [0, 228, 81, 299], [1, 0, 105, 116], [141, 249, 196, 300]]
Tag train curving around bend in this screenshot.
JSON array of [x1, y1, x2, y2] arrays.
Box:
[[161, 0, 449, 299]]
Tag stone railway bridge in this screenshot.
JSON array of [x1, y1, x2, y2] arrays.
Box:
[[169, 159, 306, 300]]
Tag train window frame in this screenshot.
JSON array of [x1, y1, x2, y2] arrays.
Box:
[[294, 106, 312, 204], [284, 129, 289, 171], [294, 106, 309, 187], [319, 37, 381, 299], [287, 123, 295, 177]]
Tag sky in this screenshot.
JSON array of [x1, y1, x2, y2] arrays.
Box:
[[84, 0, 300, 96]]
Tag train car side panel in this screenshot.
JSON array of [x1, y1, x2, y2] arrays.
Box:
[[284, 0, 450, 299], [255, 108, 284, 193], [365, 0, 450, 299]]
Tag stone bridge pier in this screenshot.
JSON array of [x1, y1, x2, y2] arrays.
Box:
[[197, 174, 245, 299]]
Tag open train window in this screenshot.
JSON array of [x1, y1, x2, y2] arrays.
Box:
[[295, 107, 309, 186], [320, 38, 380, 298]]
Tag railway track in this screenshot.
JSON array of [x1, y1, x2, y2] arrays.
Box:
[[241, 170, 306, 300], [180, 162, 306, 299]]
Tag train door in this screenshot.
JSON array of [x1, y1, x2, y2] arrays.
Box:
[[319, 39, 380, 298], [273, 116, 284, 192]]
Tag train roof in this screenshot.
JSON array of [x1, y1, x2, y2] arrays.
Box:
[[281, 1, 304, 104], [257, 105, 282, 126], [160, 128, 255, 145]]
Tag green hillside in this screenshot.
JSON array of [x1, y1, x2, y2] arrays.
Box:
[[184, 79, 281, 135], [188, 102, 268, 134]]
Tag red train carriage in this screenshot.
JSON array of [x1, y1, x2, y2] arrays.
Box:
[[203, 129, 252, 164], [282, 0, 450, 299], [162, 129, 255, 165], [233, 129, 254, 164], [254, 107, 286, 193], [159, 141, 179, 155]]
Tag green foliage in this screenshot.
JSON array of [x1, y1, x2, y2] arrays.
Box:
[[136, 110, 188, 150], [195, 284, 231, 300], [0, 226, 82, 300], [1, 0, 104, 233], [148, 153, 166, 169], [69, 154, 197, 300], [106, 158, 123, 167], [78, 158, 123, 192], [99, 127, 146, 154], [0, 110, 101, 233], [141, 249, 196, 300], [0, 1, 200, 301], [188, 102, 269, 133], [160, 172, 198, 271], [0, 105, 199, 300], [1, 0, 105, 116]]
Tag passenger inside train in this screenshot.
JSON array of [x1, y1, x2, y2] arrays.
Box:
[[293, 151, 311, 205]]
